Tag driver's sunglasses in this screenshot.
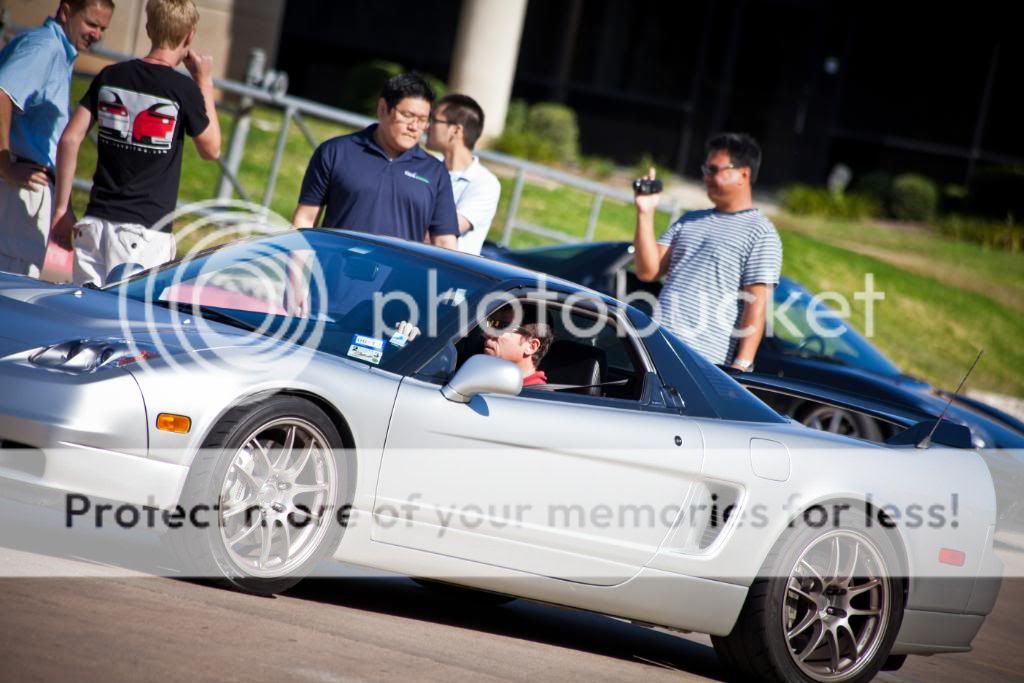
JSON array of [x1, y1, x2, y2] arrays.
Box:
[[484, 317, 529, 336]]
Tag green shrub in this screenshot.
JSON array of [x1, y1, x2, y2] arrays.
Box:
[[494, 101, 579, 164], [631, 152, 673, 184], [839, 193, 882, 220], [935, 214, 1024, 253], [890, 173, 938, 222], [780, 184, 880, 220], [852, 170, 893, 208], [941, 183, 969, 214], [579, 155, 616, 180], [526, 103, 579, 162], [338, 60, 404, 115], [492, 130, 557, 162], [781, 184, 831, 216], [966, 166, 1024, 221], [504, 99, 529, 135]]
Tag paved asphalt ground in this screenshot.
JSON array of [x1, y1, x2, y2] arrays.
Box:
[[0, 499, 1020, 682]]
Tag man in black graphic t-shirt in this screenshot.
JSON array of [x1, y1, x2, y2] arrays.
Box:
[[51, 0, 221, 287]]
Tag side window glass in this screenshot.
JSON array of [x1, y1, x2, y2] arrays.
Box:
[[533, 306, 646, 403]]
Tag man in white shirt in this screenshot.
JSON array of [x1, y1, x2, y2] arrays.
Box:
[[426, 94, 501, 255]]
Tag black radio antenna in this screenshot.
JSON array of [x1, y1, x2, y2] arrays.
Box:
[[917, 349, 984, 449]]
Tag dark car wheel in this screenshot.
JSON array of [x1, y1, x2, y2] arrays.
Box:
[[798, 405, 883, 443], [166, 396, 349, 595], [712, 515, 905, 682]]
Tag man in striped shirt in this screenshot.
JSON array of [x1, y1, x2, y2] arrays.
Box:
[[633, 133, 782, 370]]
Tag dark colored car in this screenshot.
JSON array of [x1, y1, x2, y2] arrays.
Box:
[[480, 240, 1024, 449]]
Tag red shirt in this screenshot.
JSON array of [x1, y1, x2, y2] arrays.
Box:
[[523, 369, 547, 386]]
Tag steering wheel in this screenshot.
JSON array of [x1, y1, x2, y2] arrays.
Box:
[[796, 334, 826, 356]]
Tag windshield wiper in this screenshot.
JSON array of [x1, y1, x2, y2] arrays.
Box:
[[153, 300, 260, 333]]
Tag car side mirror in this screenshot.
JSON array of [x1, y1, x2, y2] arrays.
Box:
[[441, 354, 523, 403]]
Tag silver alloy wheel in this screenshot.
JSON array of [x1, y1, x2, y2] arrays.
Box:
[[802, 406, 863, 437], [783, 530, 891, 681], [217, 417, 337, 578]]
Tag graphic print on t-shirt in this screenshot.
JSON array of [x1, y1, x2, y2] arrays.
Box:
[[96, 85, 179, 152]]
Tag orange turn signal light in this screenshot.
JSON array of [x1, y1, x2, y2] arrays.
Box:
[[156, 413, 191, 434]]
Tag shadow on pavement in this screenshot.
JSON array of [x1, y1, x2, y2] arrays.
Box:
[[285, 576, 730, 681]]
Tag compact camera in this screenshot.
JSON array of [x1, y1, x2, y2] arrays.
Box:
[[632, 177, 663, 195]]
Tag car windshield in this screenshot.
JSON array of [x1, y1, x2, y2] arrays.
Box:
[[112, 230, 493, 371], [770, 278, 901, 376]]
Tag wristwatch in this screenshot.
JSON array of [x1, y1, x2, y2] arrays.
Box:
[[734, 359, 753, 371]]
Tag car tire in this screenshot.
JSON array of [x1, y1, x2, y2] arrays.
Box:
[[165, 395, 349, 595], [712, 511, 905, 683], [797, 404, 884, 442]]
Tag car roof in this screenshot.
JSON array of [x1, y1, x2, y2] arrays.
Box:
[[307, 229, 625, 308]]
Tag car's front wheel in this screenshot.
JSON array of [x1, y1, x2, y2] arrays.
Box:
[[167, 396, 349, 595], [712, 517, 905, 682]]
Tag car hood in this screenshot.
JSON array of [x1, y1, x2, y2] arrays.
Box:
[[0, 275, 252, 355]]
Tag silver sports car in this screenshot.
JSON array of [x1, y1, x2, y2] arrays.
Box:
[[0, 229, 1002, 682]]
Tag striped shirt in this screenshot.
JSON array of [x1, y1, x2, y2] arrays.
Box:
[[656, 208, 782, 365]]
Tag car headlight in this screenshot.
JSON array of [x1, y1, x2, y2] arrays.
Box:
[[29, 339, 158, 373]]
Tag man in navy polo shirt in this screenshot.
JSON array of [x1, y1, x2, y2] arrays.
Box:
[[292, 74, 458, 248]]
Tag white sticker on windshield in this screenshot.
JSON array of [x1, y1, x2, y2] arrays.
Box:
[[351, 334, 384, 351], [439, 288, 466, 306], [347, 344, 382, 365]]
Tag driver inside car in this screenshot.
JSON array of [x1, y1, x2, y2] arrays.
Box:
[[395, 303, 553, 386], [480, 304, 553, 386]]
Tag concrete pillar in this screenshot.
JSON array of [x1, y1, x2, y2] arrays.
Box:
[[448, 0, 528, 144]]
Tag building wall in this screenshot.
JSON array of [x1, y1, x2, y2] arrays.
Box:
[[1, 0, 284, 81]]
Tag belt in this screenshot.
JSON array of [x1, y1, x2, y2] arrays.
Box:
[[11, 154, 55, 182]]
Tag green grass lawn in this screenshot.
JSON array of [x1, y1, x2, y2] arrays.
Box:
[[779, 231, 1023, 395], [65, 76, 1021, 395], [775, 213, 1024, 315]]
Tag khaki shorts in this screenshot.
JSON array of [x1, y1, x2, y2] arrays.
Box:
[[72, 216, 177, 287], [0, 178, 52, 278]]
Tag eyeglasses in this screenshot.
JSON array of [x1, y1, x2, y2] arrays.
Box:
[[428, 116, 453, 126], [393, 108, 430, 128], [701, 163, 739, 176], [484, 317, 529, 336]]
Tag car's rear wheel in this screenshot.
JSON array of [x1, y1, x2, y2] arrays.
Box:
[[712, 516, 905, 682], [167, 396, 349, 595], [798, 405, 883, 442]]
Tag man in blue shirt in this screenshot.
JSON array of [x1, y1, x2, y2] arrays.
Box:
[[292, 73, 458, 249], [0, 0, 113, 277]]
